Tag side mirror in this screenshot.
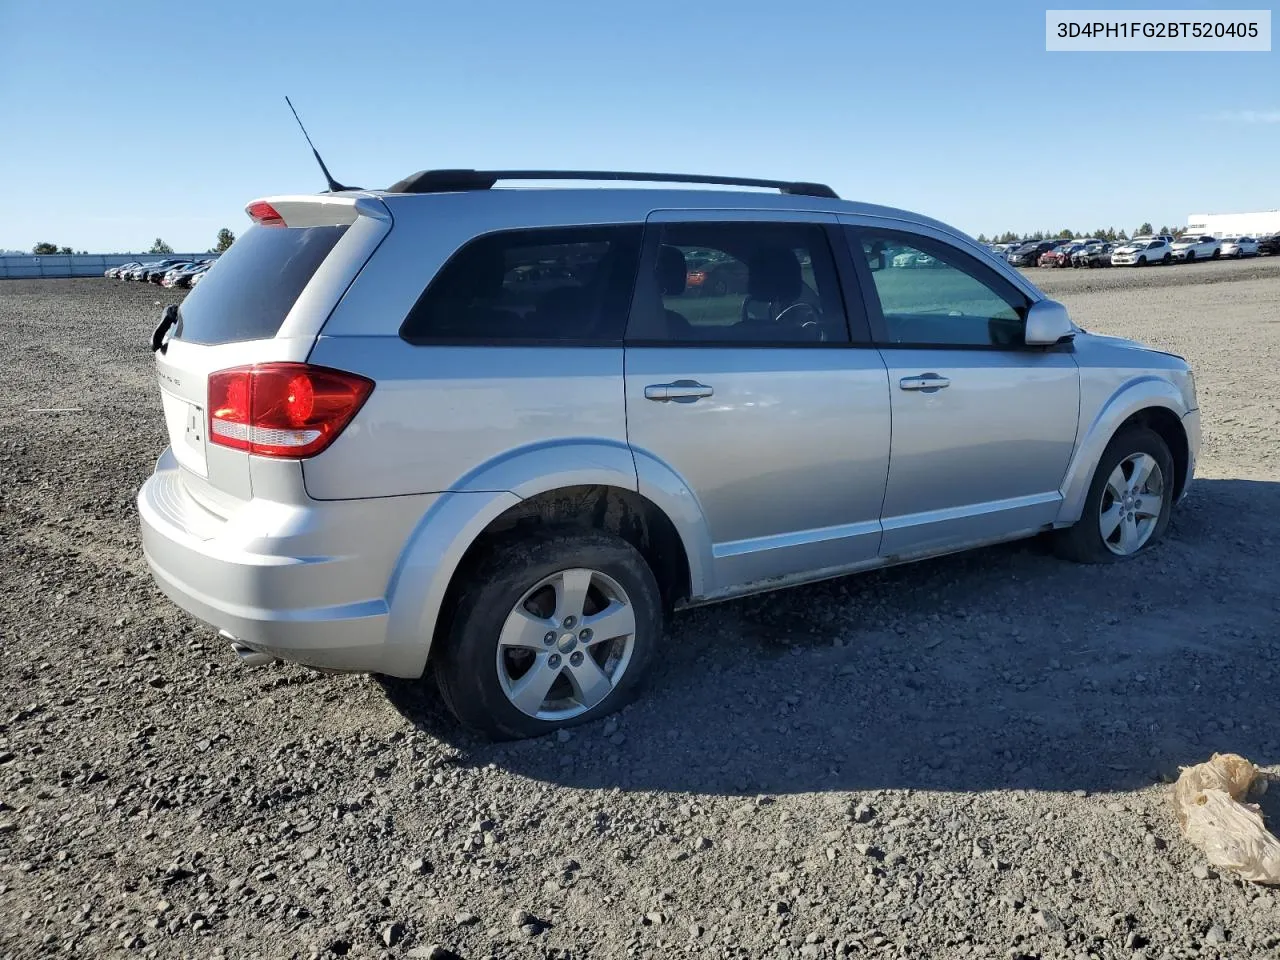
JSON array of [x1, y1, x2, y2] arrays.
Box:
[[1024, 298, 1074, 346]]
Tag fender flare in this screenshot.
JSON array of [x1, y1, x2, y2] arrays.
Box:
[[383, 440, 713, 675], [1057, 376, 1191, 525]]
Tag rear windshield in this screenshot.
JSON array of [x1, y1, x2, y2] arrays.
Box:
[[175, 224, 347, 345]]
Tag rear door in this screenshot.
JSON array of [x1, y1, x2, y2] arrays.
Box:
[[623, 212, 891, 595], [843, 225, 1080, 558], [155, 196, 390, 514]]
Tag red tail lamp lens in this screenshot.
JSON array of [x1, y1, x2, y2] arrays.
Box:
[[207, 363, 373, 459]]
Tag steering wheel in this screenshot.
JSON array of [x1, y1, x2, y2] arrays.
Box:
[[774, 301, 826, 341]]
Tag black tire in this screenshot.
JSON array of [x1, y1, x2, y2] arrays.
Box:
[[1212, 248, 1220, 259], [1186, 251, 1195, 262], [1137, 256, 1147, 266], [1054, 426, 1175, 564], [434, 530, 662, 740], [1162, 252, 1172, 264]]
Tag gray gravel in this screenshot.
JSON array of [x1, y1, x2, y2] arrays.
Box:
[[2, 262, 1280, 959]]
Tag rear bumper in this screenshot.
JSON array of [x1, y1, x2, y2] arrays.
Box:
[[137, 447, 436, 677]]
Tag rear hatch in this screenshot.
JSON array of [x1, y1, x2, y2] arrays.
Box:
[[154, 195, 391, 515]]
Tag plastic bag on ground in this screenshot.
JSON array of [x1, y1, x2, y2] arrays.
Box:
[[1173, 752, 1280, 885]]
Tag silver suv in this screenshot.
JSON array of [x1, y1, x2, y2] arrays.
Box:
[[138, 170, 1200, 739]]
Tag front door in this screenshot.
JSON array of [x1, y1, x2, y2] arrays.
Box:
[[624, 213, 891, 596], [846, 226, 1081, 558]]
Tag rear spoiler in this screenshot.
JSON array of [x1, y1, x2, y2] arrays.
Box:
[[244, 194, 391, 228]]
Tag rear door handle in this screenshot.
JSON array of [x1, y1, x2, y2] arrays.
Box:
[[899, 374, 950, 392], [644, 380, 714, 403]]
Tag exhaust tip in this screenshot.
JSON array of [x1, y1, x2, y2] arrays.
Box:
[[220, 631, 276, 668]]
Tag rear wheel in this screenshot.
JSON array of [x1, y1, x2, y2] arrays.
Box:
[[1212, 248, 1220, 259], [435, 531, 662, 740], [1054, 426, 1174, 563]]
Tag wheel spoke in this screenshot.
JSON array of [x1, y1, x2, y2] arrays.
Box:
[[583, 601, 635, 644], [1133, 496, 1160, 519], [566, 655, 612, 709], [1105, 465, 1128, 502], [554, 569, 593, 623], [499, 608, 552, 650], [1130, 454, 1157, 491], [1118, 516, 1142, 554], [508, 655, 562, 714], [1099, 502, 1124, 540]]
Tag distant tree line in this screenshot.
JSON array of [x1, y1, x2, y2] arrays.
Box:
[[976, 222, 1176, 245], [24, 228, 235, 257]]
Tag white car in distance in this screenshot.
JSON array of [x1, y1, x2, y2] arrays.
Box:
[[1110, 236, 1172, 267], [1169, 235, 1221, 262], [1220, 237, 1258, 258]]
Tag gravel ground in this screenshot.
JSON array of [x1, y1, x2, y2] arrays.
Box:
[[2, 260, 1279, 960]]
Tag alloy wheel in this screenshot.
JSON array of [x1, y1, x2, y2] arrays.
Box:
[[1099, 453, 1164, 556], [495, 568, 637, 721]]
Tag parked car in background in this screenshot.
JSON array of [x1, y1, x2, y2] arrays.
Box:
[[136, 170, 1200, 739], [1008, 240, 1058, 267], [1042, 241, 1100, 268], [684, 251, 748, 296], [1038, 243, 1070, 267], [1169, 235, 1221, 262], [1220, 237, 1258, 258], [1259, 234, 1280, 256], [150, 261, 196, 284], [1072, 241, 1114, 268], [105, 262, 139, 279], [125, 259, 184, 280], [1111, 237, 1172, 266], [160, 261, 211, 288]]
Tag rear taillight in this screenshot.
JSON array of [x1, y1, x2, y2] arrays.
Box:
[[246, 200, 286, 227], [207, 363, 373, 459], [686, 270, 706, 286]]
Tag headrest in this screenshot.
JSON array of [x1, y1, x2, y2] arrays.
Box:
[[747, 246, 801, 302], [657, 245, 687, 296]]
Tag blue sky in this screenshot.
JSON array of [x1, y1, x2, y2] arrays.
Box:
[[1, 0, 1276, 253]]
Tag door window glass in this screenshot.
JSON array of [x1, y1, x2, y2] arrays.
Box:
[[855, 232, 1029, 347], [631, 222, 849, 344]]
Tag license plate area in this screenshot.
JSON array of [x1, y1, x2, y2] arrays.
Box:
[[160, 387, 208, 477]]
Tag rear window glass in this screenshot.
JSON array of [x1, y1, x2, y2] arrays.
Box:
[[175, 224, 347, 345], [400, 225, 642, 344]]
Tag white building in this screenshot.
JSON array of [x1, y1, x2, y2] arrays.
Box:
[[1185, 210, 1280, 238]]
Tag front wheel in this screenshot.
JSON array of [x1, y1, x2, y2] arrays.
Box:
[[1162, 252, 1172, 264], [1054, 426, 1174, 563], [1186, 251, 1195, 262], [1212, 248, 1221, 259], [1136, 256, 1147, 266], [434, 531, 662, 739]]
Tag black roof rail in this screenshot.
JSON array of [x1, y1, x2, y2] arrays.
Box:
[[385, 169, 839, 200]]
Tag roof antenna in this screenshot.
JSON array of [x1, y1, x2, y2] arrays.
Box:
[[285, 96, 357, 193]]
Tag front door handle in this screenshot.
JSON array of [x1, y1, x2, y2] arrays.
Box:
[[644, 380, 714, 403], [899, 374, 951, 392]]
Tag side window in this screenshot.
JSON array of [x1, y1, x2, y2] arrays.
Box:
[[629, 222, 849, 344], [400, 225, 642, 344], [853, 230, 1030, 347]]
